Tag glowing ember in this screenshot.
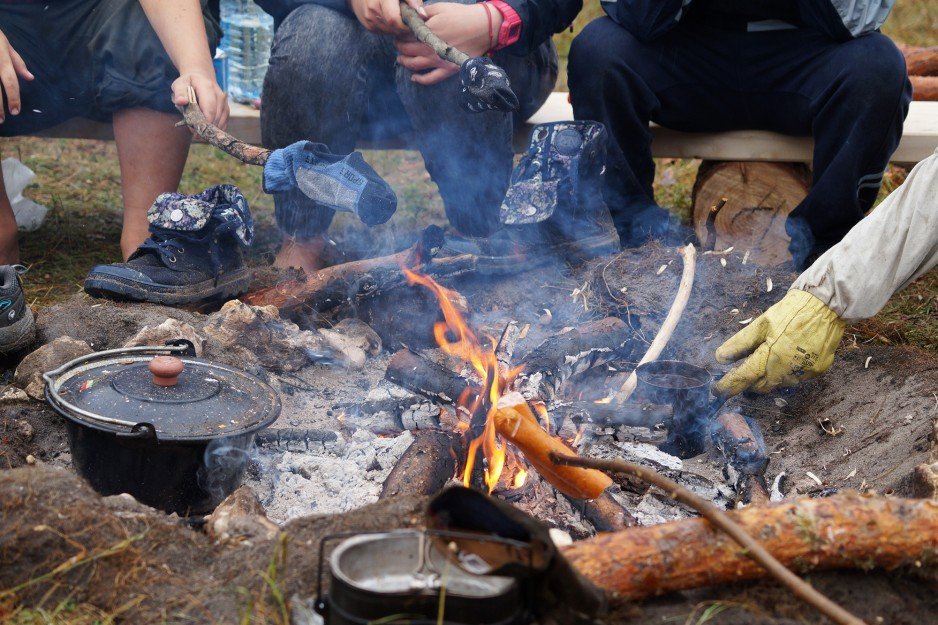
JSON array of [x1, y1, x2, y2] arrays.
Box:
[[404, 267, 524, 492]]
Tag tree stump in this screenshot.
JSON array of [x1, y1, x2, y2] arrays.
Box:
[[692, 160, 811, 266]]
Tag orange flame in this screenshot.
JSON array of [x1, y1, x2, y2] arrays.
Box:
[[404, 267, 523, 492]]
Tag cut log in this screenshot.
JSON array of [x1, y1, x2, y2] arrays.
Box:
[[381, 430, 462, 499], [242, 226, 476, 315], [562, 492, 938, 601], [692, 161, 811, 266], [899, 45, 938, 77], [911, 75, 938, 101], [573, 487, 637, 531], [385, 349, 475, 407]]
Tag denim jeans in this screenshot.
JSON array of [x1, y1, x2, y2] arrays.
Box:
[[261, 1, 558, 240], [568, 18, 912, 267]]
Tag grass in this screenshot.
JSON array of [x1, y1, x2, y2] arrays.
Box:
[[1, 0, 934, 354]]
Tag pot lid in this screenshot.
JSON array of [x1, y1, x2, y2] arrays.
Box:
[[43, 344, 280, 441]]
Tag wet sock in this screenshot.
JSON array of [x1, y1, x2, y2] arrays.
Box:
[[263, 141, 397, 226]]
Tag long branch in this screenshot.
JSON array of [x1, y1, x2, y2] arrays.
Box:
[[400, 3, 470, 66], [177, 86, 270, 166], [550, 453, 866, 625], [614, 243, 697, 403]]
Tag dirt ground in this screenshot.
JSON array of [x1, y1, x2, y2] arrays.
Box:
[[1, 241, 936, 624]]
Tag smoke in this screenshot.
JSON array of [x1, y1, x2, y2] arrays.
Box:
[[198, 434, 256, 504]]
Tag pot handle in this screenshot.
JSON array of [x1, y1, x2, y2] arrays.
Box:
[[117, 422, 159, 442]]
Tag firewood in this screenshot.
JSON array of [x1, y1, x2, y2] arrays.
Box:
[[711, 411, 770, 504], [385, 349, 475, 406], [911, 75, 938, 101], [692, 161, 811, 266], [381, 430, 462, 499], [562, 491, 938, 606], [493, 393, 612, 500], [573, 488, 637, 531], [899, 45, 938, 76], [242, 227, 476, 314], [178, 86, 270, 166], [614, 244, 696, 404]]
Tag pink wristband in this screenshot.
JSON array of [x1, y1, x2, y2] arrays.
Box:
[[484, 0, 522, 50]]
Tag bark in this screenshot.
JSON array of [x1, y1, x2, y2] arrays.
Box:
[[384, 349, 475, 407], [399, 3, 469, 66], [911, 75, 938, 101], [381, 430, 462, 499], [562, 493, 938, 601], [494, 393, 612, 500], [177, 88, 270, 166], [900, 45, 938, 77], [573, 488, 637, 531], [692, 161, 811, 266]]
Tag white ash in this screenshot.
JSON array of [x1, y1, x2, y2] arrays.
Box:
[[245, 429, 414, 523]]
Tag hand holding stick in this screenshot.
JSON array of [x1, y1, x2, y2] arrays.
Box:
[[176, 86, 270, 166]]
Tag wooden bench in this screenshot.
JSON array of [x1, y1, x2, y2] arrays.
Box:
[[34, 93, 938, 165]]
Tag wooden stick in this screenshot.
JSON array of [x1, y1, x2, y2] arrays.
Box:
[[177, 86, 271, 166], [552, 453, 868, 625], [614, 244, 697, 404], [399, 3, 469, 67]]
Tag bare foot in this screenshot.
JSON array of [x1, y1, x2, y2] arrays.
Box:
[[273, 235, 325, 275]]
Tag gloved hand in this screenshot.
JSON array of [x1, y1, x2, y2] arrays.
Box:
[[713, 289, 845, 397]]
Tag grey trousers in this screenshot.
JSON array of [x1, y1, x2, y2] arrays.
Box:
[[260, 1, 558, 239]]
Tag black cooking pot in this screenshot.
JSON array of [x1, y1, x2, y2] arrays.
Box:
[[43, 342, 280, 515]]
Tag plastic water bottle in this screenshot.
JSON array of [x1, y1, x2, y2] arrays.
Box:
[[220, 0, 274, 103]]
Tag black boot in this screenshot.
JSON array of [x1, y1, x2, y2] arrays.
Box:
[[84, 185, 253, 306]]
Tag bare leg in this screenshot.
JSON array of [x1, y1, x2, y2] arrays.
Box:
[[113, 108, 192, 260], [274, 234, 325, 274], [0, 174, 20, 265]]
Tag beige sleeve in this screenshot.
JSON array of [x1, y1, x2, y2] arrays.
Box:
[[792, 148, 938, 322]]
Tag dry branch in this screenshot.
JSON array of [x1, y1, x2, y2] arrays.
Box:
[[399, 3, 470, 66], [381, 430, 462, 499], [614, 244, 697, 404], [385, 349, 475, 406], [177, 86, 270, 166]]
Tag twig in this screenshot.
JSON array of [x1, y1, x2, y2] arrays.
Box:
[[550, 453, 866, 625], [705, 198, 728, 251], [614, 244, 697, 404], [399, 3, 469, 66], [495, 320, 521, 380], [176, 86, 270, 166]]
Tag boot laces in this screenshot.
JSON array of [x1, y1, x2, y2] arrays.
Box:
[[137, 232, 191, 266]]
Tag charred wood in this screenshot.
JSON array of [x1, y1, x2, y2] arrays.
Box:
[[568, 486, 637, 531], [711, 411, 770, 505], [385, 349, 475, 407], [380, 430, 462, 499]]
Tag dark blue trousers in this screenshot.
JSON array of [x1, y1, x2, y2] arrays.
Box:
[[568, 18, 912, 267]]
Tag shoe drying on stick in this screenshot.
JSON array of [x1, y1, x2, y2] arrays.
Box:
[[176, 87, 397, 228]]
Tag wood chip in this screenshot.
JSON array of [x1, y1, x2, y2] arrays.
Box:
[[739, 317, 753, 325], [774, 398, 788, 408], [730, 308, 740, 315], [766, 277, 773, 292], [742, 250, 751, 265], [806, 471, 823, 486], [864, 356, 872, 369], [843, 468, 857, 481], [720, 258, 727, 267], [656, 264, 667, 275]]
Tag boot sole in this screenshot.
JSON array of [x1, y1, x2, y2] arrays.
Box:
[[470, 231, 620, 275], [84, 269, 252, 306], [0, 306, 36, 355]]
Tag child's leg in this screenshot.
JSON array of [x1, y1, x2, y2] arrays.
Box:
[[113, 107, 191, 259], [0, 173, 20, 265]]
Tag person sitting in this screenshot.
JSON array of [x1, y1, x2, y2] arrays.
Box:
[[256, 0, 618, 275], [0, 0, 233, 352], [568, 0, 913, 269]]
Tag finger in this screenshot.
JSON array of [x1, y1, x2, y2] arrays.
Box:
[[403, 0, 428, 19], [172, 79, 190, 106], [395, 40, 433, 57], [0, 64, 21, 116], [217, 94, 230, 131], [380, 0, 406, 32], [714, 316, 768, 364], [411, 65, 458, 85], [9, 48, 33, 81], [713, 345, 769, 397], [397, 54, 441, 72]]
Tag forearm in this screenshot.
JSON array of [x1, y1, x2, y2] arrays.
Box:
[[497, 0, 582, 54], [139, 0, 215, 75], [792, 149, 938, 322]]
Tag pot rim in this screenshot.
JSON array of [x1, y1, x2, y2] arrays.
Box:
[[43, 343, 281, 442]]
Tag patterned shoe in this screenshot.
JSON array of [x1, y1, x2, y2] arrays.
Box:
[[0, 264, 36, 355]]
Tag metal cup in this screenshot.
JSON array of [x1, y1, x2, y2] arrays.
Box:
[[635, 360, 715, 458]]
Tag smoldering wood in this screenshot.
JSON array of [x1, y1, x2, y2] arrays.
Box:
[[711, 411, 770, 505], [243, 227, 477, 315], [380, 430, 462, 499], [516, 317, 631, 401], [385, 349, 475, 406], [254, 428, 338, 450], [495, 320, 521, 379], [177, 87, 270, 166], [568, 486, 637, 531], [562, 492, 938, 601], [563, 401, 673, 428]]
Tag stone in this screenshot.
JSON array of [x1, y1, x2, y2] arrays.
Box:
[[14, 336, 94, 400], [123, 318, 206, 356], [0, 386, 29, 403], [205, 485, 279, 544]]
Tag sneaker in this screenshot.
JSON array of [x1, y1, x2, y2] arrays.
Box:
[[0, 264, 36, 355], [84, 185, 254, 307]]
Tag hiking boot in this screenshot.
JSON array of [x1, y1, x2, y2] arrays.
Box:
[[0, 264, 35, 354], [84, 185, 254, 306]]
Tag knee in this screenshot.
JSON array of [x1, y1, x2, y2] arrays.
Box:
[[838, 34, 910, 107], [568, 18, 641, 90], [266, 5, 354, 84]]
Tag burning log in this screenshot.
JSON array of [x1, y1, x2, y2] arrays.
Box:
[[494, 393, 611, 500], [615, 244, 697, 404], [243, 227, 476, 314], [563, 492, 938, 605], [381, 430, 463, 499], [385, 349, 475, 407], [711, 411, 770, 505]]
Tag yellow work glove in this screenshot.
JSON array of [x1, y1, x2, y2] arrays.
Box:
[[713, 289, 845, 397]]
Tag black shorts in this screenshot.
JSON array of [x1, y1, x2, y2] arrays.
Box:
[[0, 0, 220, 136]]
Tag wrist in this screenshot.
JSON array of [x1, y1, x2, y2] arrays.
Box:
[[485, 0, 521, 50]]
